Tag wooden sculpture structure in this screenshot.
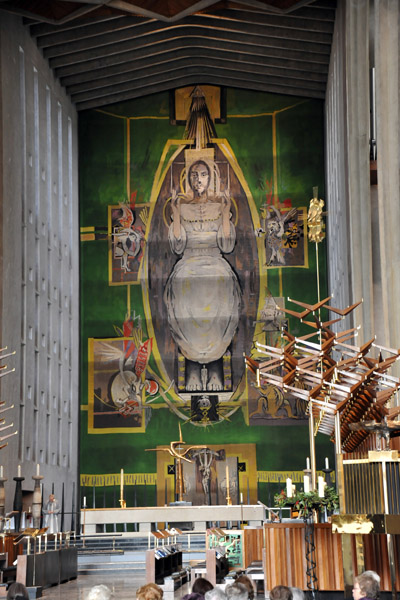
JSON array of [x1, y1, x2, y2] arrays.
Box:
[[244, 296, 400, 597]]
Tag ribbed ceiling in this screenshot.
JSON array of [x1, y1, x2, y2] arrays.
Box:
[[0, 0, 337, 110]]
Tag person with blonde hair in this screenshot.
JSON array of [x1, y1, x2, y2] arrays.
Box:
[[136, 583, 164, 600]]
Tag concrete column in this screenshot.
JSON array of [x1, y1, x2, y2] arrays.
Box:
[[325, 1, 352, 329], [374, 0, 400, 362], [326, 1, 373, 341], [345, 0, 374, 342]]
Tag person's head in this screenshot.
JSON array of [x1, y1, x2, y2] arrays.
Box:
[[7, 583, 29, 600], [182, 594, 205, 600], [136, 583, 163, 600], [270, 586, 293, 600], [205, 588, 227, 600], [225, 582, 249, 600], [236, 575, 254, 600], [362, 572, 380, 585], [353, 572, 380, 600], [289, 588, 305, 600], [86, 585, 112, 600], [49, 493, 55, 502], [192, 577, 214, 596], [188, 160, 210, 196]]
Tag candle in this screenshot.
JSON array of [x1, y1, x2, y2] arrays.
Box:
[[286, 478, 292, 498], [36, 463, 40, 476], [226, 465, 230, 492], [240, 492, 243, 504], [304, 474, 310, 494], [83, 496, 86, 508], [0, 466, 3, 478], [17, 465, 21, 477], [306, 457, 310, 470], [325, 457, 329, 470], [318, 476, 325, 498], [120, 468, 124, 500]]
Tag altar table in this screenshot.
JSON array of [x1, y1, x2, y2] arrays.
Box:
[[81, 504, 266, 533]]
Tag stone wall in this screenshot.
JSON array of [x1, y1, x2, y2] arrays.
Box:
[[0, 13, 79, 518]]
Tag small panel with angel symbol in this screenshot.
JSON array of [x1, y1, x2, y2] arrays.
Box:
[[256, 204, 307, 268]]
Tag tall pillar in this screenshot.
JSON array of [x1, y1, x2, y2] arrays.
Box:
[[375, 0, 400, 379], [345, 0, 374, 342], [325, 1, 374, 341]]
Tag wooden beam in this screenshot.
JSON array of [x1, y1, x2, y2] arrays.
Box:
[[44, 15, 333, 62], [71, 63, 326, 104], [198, 7, 335, 33], [56, 34, 330, 80], [74, 72, 325, 111], [65, 52, 327, 97], [34, 16, 149, 47]]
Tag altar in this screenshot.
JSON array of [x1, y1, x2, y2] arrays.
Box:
[[80, 504, 266, 533]]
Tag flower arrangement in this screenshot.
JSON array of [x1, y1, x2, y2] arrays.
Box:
[[274, 486, 339, 519]]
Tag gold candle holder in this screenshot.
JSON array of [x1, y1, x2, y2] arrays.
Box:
[[226, 465, 232, 506], [120, 468, 126, 508]]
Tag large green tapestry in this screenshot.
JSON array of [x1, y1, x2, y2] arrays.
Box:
[[79, 86, 332, 508]]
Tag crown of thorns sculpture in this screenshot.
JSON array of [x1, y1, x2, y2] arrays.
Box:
[[245, 297, 400, 452]]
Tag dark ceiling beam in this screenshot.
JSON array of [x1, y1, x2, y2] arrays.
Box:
[[34, 16, 149, 47], [59, 36, 328, 88], [71, 63, 325, 104], [198, 7, 334, 32], [233, 0, 315, 14], [29, 2, 336, 42], [55, 32, 329, 80], [43, 15, 333, 61], [106, 0, 221, 23], [75, 73, 324, 112], [29, 15, 124, 38], [66, 53, 327, 98], [48, 26, 332, 72], [34, 5, 333, 49], [276, 4, 336, 20], [0, 1, 100, 25], [65, 49, 327, 95]]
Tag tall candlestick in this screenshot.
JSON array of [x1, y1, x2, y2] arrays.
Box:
[[17, 465, 21, 478], [325, 457, 329, 470], [286, 478, 293, 498], [306, 457, 310, 470], [120, 469, 124, 500], [318, 476, 325, 498]]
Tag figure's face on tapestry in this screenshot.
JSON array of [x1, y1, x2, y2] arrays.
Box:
[[189, 161, 210, 196]]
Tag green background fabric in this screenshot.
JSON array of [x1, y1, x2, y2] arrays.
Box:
[[79, 87, 332, 506]]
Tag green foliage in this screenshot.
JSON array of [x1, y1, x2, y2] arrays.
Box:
[[274, 486, 339, 518]]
